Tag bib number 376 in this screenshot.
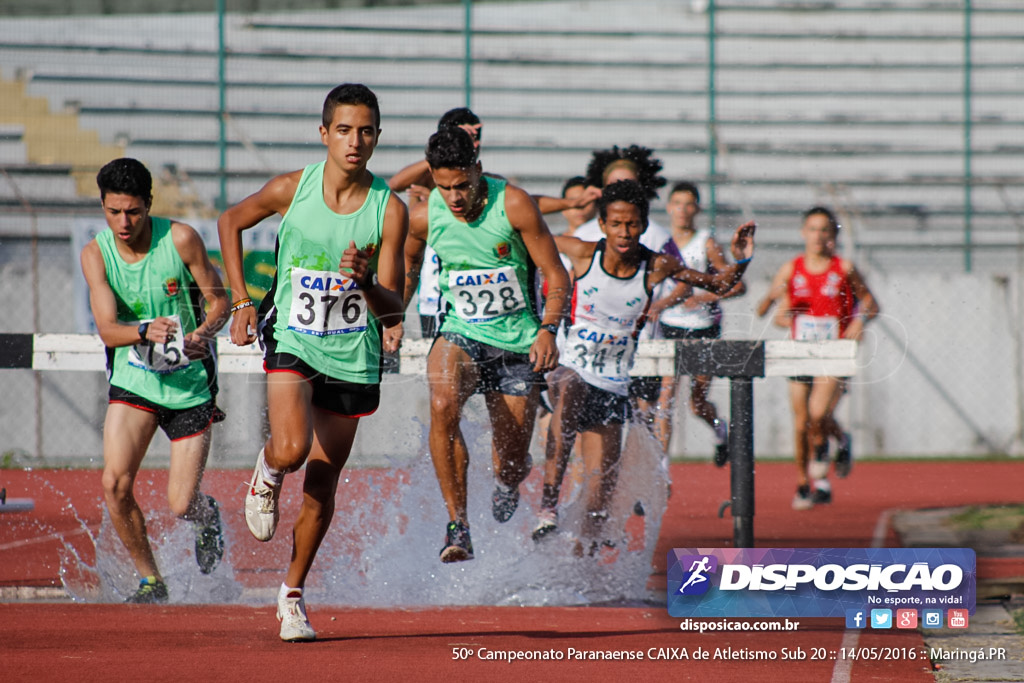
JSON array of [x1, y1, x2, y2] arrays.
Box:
[[288, 267, 367, 336]]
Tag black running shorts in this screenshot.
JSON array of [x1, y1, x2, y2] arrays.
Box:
[[108, 385, 220, 441]]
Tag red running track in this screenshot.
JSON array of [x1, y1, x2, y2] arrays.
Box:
[[2, 460, 1022, 682]]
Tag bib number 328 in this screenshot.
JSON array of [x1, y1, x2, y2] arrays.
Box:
[[288, 267, 367, 336], [448, 267, 524, 323]]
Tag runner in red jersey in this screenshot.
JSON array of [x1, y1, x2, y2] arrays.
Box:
[[758, 207, 879, 510]]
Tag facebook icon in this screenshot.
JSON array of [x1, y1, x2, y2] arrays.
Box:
[[845, 609, 866, 629]]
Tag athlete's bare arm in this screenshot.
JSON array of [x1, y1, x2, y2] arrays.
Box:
[[339, 192, 408, 338], [81, 242, 177, 348], [533, 186, 601, 215], [388, 160, 434, 208], [841, 261, 879, 341], [552, 234, 597, 276], [703, 237, 747, 302], [171, 221, 230, 359], [402, 201, 431, 310], [506, 184, 570, 372], [758, 260, 794, 320], [653, 221, 756, 294], [216, 171, 302, 346]]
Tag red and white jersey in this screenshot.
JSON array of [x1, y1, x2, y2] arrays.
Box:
[[787, 255, 853, 341], [561, 240, 654, 395]]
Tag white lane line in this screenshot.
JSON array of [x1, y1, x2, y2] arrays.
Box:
[[0, 526, 93, 552], [829, 508, 900, 683]]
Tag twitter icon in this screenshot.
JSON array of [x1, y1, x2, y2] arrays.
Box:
[[870, 609, 892, 629]]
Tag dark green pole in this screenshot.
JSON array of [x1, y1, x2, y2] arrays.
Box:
[[963, 0, 973, 272], [707, 0, 717, 230], [463, 0, 473, 108], [217, 0, 227, 211]]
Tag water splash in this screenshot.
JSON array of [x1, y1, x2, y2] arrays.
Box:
[[308, 411, 670, 608], [44, 402, 669, 607], [56, 476, 242, 604]]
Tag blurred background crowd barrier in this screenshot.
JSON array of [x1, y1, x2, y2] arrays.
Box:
[[1, 0, 1022, 466]]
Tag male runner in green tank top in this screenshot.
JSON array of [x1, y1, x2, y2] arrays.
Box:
[[218, 84, 407, 641], [399, 127, 569, 563], [80, 158, 230, 604]]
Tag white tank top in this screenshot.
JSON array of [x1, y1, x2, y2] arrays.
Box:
[[416, 244, 442, 316], [560, 240, 653, 395], [659, 228, 722, 329]]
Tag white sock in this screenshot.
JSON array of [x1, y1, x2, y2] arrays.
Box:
[[259, 449, 283, 484]]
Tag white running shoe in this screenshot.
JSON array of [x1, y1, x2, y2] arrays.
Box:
[[277, 585, 316, 642], [808, 442, 831, 480], [245, 450, 281, 542], [531, 508, 558, 542]]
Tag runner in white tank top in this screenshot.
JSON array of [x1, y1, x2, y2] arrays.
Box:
[[535, 179, 757, 552]]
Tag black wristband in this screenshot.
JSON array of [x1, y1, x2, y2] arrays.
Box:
[[137, 322, 150, 342], [358, 268, 378, 290], [539, 323, 559, 335]]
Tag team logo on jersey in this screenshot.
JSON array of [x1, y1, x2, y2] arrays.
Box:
[[822, 272, 843, 297], [626, 297, 642, 307], [163, 278, 179, 297], [583, 286, 598, 296], [494, 242, 511, 259]]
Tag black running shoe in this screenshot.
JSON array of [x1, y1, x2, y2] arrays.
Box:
[[714, 442, 730, 467], [126, 577, 169, 604], [491, 482, 520, 523], [792, 484, 814, 511], [811, 480, 832, 505], [194, 496, 224, 575], [439, 521, 474, 563], [835, 432, 853, 478]]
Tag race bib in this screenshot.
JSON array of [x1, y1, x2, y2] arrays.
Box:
[[794, 314, 840, 342], [448, 266, 525, 323], [128, 314, 190, 374], [565, 324, 636, 382], [288, 267, 367, 336]]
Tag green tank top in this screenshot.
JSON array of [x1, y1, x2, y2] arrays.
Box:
[[428, 177, 539, 353], [96, 217, 213, 409], [269, 162, 390, 383]]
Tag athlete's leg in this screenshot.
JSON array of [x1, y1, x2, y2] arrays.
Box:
[[807, 376, 844, 455], [578, 423, 624, 537], [788, 380, 812, 488], [264, 371, 316, 474], [101, 402, 161, 579], [689, 375, 719, 430], [283, 410, 359, 589], [484, 387, 539, 491], [166, 427, 213, 519], [649, 375, 678, 452], [427, 337, 478, 523], [540, 366, 585, 510]]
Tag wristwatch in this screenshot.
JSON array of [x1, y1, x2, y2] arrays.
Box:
[[539, 323, 559, 335], [137, 322, 150, 342]]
